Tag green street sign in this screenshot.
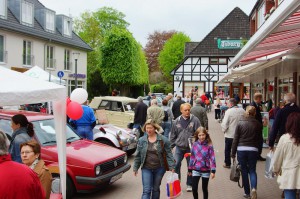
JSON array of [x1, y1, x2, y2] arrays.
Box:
[[217, 39, 245, 49]]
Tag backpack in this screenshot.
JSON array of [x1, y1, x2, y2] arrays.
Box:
[[163, 110, 169, 122]]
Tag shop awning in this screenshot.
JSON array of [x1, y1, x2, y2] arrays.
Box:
[[219, 0, 300, 83]]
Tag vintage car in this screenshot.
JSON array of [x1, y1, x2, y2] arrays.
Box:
[[89, 96, 138, 128], [93, 124, 139, 156], [0, 110, 131, 199]]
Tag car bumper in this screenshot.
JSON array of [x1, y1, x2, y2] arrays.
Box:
[[75, 163, 131, 186]]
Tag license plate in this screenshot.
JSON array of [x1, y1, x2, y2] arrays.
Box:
[[109, 173, 123, 184]]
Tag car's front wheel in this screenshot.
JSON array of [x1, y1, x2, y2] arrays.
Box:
[[97, 139, 115, 148], [51, 174, 75, 199], [126, 148, 136, 156]]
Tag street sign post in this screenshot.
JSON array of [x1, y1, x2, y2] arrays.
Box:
[[57, 71, 64, 85]]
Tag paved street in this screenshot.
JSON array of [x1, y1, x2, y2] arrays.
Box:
[[74, 110, 282, 199]]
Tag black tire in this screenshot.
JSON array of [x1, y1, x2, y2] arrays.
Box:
[[126, 148, 136, 156], [51, 174, 75, 199], [98, 139, 115, 147]]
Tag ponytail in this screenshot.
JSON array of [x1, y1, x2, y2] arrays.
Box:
[[27, 122, 34, 137]]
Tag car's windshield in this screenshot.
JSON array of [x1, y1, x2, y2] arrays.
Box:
[[0, 119, 81, 146], [123, 102, 137, 111]]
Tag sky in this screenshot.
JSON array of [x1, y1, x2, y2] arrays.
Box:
[[39, 0, 256, 47]]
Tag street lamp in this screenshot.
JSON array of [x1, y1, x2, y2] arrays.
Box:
[[73, 52, 80, 89]]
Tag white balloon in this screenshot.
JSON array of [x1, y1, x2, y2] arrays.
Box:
[[70, 88, 88, 104]]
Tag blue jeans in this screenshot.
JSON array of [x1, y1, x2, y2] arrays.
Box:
[[161, 122, 171, 138], [284, 189, 297, 199], [224, 138, 233, 166], [76, 126, 93, 140], [237, 150, 258, 195], [141, 167, 165, 199], [174, 147, 192, 186]]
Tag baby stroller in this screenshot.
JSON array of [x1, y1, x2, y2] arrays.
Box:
[[219, 105, 229, 123]]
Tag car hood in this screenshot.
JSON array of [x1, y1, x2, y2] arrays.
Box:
[[42, 139, 125, 168]]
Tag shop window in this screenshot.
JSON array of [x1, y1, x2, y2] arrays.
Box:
[[214, 84, 229, 99], [68, 80, 84, 96]]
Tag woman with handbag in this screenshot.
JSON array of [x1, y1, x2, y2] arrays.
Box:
[[272, 112, 300, 199], [231, 106, 263, 199], [133, 119, 175, 199]]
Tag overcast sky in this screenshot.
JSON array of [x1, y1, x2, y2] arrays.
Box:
[[39, 0, 256, 47]]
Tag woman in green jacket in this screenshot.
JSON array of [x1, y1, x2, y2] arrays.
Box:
[[133, 119, 175, 199]]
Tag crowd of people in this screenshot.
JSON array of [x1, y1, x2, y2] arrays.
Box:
[[0, 114, 52, 199], [132, 91, 300, 199]]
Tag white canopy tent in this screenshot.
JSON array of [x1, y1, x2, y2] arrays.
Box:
[[0, 66, 67, 198], [24, 65, 66, 85]]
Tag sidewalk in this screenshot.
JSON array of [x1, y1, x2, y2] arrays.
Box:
[[178, 110, 282, 199]]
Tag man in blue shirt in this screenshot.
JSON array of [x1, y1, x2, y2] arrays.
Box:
[[70, 102, 96, 140]]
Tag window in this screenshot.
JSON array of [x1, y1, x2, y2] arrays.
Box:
[[68, 80, 84, 96], [209, 57, 227, 65], [46, 46, 55, 69], [257, 3, 266, 28], [23, 40, 32, 66], [0, 0, 6, 19], [64, 49, 71, 70], [45, 10, 55, 32], [21, 0, 34, 26], [63, 18, 72, 37], [0, 35, 4, 63]]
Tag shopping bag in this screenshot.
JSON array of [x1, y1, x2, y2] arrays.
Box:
[[265, 151, 275, 179], [166, 172, 182, 199]]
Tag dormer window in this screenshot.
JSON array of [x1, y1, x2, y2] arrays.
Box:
[[21, 0, 34, 26], [257, 3, 266, 29], [45, 9, 55, 32], [0, 0, 6, 19], [63, 18, 72, 37]]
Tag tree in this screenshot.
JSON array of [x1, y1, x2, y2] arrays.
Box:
[[73, 7, 129, 98], [100, 27, 148, 95], [144, 30, 176, 72], [158, 32, 191, 82]]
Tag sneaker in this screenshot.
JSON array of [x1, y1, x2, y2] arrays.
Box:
[[243, 194, 251, 198], [251, 189, 257, 199], [186, 185, 192, 192]]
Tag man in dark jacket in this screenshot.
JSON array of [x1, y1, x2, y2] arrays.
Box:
[[250, 92, 265, 161], [269, 93, 300, 150], [190, 98, 208, 130], [133, 96, 148, 130], [172, 96, 185, 119]]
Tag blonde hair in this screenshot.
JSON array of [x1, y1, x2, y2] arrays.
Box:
[[194, 127, 212, 145], [180, 103, 191, 110], [142, 119, 161, 133], [245, 106, 256, 117]]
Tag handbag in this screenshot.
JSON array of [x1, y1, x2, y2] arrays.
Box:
[[160, 140, 169, 171], [265, 151, 275, 179], [166, 172, 182, 199], [230, 159, 243, 188]]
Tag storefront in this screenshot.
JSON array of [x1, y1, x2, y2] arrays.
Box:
[[219, 0, 300, 106]]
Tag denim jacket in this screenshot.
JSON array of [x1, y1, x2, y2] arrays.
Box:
[[9, 127, 32, 163], [133, 134, 175, 172], [188, 140, 216, 173]]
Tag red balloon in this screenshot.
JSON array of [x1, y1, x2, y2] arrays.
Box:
[[67, 101, 83, 120], [66, 97, 71, 106]]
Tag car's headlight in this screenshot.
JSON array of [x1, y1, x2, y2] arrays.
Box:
[[124, 154, 128, 163], [95, 165, 101, 176]]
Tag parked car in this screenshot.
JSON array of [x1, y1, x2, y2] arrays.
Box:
[[142, 96, 163, 107], [0, 110, 131, 199], [89, 96, 138, 128], [93, 124, 139, 156]]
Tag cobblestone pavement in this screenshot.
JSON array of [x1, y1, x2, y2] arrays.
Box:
[[74, 110, 282, 199]]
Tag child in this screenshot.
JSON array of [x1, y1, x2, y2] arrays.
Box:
[[188, 127, 216, 199]]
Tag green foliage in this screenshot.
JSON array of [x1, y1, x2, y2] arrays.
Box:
[[100, 27, 149, 87], [158, 32, 191, 82], [151, 82, 173, 94], [73, 7, 130, 96]]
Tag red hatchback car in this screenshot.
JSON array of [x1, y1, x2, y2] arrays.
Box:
[[0, 110, 131, 199]]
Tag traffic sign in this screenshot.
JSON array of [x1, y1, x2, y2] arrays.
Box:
[[57, 71, 64, 78]]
